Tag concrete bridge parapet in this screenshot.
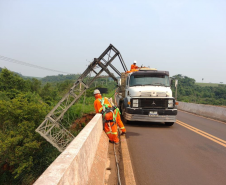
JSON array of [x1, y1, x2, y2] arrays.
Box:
[[34, 114, 107, 185], [178, 102, 226, 122]]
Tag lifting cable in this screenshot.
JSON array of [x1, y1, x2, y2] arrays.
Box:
[[76, 89, 86, 125], [77, 70, 90, 125], [114, 142, 121, 185], [114, 127, 122, 185], [72, 87, 87, 130], [108, 92, 121, 185], [81, 90, 86, 115]]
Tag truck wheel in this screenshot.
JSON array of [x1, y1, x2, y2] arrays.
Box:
[[121, 104, 129, 124], [165, 122, 174, 126], [122, 108, 128, 124], [120, 101, 123, 113]]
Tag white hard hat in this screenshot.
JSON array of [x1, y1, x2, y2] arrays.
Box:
[[134, 61, 137, 64], [93, 89, 100, 95]]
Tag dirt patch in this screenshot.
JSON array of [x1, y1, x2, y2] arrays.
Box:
[[70, 112, 96, 130]]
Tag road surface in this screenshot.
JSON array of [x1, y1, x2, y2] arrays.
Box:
[[125, 110, 226, 185]]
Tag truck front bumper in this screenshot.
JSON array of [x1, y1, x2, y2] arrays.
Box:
[[124, 108, 177, 122]]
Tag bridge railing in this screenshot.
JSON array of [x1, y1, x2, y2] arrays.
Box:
[[34, 114, 106, 185], [178, 102, 226, 122]]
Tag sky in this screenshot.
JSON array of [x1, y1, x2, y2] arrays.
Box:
[[0, 0, 226, 83]]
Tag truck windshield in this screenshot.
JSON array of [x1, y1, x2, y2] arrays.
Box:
[[129, 74, 170, 87]]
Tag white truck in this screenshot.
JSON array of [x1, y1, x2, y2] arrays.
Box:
[[116, 68, 177, 126]]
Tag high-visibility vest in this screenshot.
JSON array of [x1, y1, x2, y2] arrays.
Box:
[[98, 98, 120, 122]]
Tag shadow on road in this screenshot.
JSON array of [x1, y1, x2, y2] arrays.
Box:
[[125, 131, 140, 138], [125, 121, 170, 128]]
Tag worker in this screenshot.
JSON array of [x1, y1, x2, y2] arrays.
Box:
[[130, 61, 139, 71], [93, 89, 126, 144]]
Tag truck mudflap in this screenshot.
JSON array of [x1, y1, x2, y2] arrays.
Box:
[[124, 113, 176, 122]]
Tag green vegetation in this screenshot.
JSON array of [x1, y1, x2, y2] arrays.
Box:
[[0, 68, 117, 185], [0, 69, 60, 184], [171, 74, 226, 105]]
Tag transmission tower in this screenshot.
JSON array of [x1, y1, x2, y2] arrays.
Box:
[[36, 44, 127, 152]]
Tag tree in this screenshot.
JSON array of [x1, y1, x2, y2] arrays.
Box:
[[0, 68, 30, 92], [0, 92, 60, 184]]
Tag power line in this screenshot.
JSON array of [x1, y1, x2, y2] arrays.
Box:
[[0, 55, 72, 74]]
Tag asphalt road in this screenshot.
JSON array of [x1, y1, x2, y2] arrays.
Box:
[[125, 110, 226, 185]]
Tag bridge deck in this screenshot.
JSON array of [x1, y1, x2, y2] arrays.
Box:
[[125, 110, 226, 185]]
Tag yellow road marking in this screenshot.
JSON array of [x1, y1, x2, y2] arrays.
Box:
[[176, 120, 226, 148], [177, 120, 226, 144], [178, 110, 226, 125]]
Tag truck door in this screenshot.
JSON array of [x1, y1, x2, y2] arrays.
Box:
[[125, 76, 129, 96]]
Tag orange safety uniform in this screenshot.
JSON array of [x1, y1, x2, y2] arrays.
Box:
[[94, 95, 126, 143], [130, 64, 139, 70]]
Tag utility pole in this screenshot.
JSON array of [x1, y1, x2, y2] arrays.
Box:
[[194, 92, 196, 103], [175, 79, 178, 100]]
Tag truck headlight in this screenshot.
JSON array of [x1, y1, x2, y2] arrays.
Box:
[[133, 99, 138, 107], [168, 100, 174, 108]]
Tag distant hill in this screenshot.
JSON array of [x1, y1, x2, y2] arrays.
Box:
[[23, 76, 42, 80], [40, 74, 80, 83], [0, 67, 82, 82], [196, 82, 225, 87]]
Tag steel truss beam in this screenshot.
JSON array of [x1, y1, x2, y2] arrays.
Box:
[[36, 44, 127, 152]]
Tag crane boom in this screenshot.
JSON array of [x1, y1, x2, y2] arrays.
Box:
[[36, 44, 127, 152]]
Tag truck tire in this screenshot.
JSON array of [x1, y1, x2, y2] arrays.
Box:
[[121, 103, 129, 124], [119, 101, 123, 113], [165, 122, 174, 126]]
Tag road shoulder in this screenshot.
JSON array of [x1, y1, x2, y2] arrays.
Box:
[[120, 135, 136, 185]]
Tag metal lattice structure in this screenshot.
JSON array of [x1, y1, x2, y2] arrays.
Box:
[[36, 44, 127, 152]]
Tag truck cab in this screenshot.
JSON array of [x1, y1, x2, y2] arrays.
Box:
[[116, 68, 177, 126]]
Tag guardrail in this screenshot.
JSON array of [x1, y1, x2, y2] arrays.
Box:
[[178, 102, 226, 122], [34, 114, 107, 185]]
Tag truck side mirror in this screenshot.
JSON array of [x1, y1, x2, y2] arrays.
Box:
[[118, 79, 121, 86]]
